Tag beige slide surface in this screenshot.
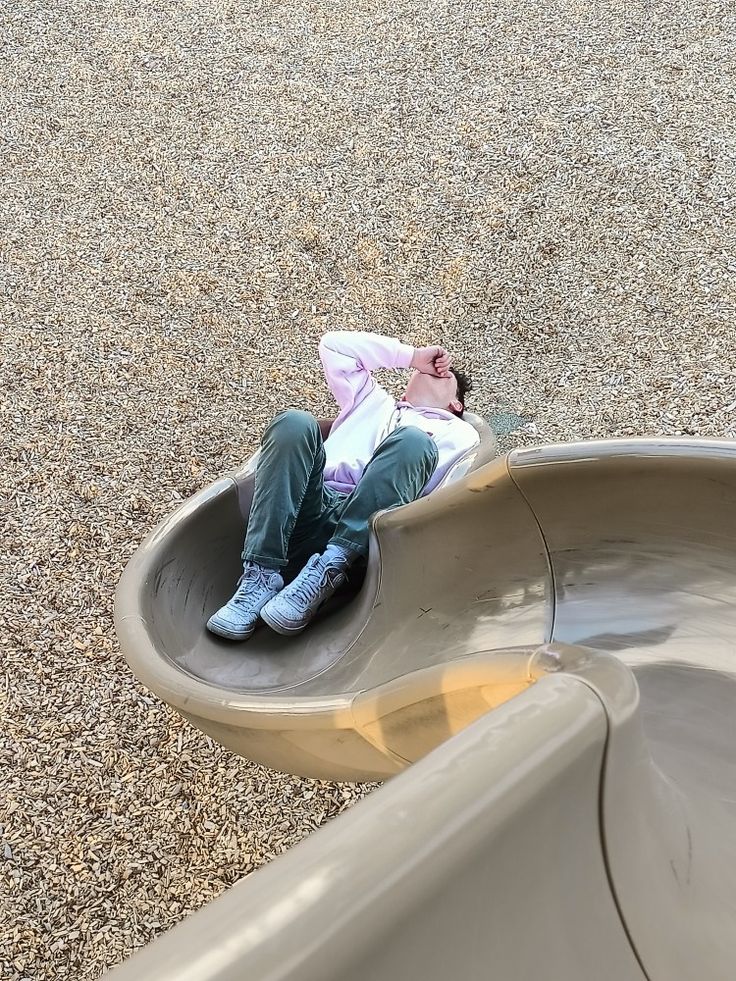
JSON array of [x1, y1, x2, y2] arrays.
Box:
[[112, 434, 736, 979]]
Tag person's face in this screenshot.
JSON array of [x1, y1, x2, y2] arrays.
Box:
[[403, 369, 462, 413]]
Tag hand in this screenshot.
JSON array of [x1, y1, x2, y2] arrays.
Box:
[[410, 345, 453, 378]]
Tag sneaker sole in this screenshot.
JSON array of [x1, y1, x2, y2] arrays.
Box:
[[206, 616, 256, 642], [260, 604, 309, 636]]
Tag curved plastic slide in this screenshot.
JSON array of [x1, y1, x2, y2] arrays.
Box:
[[115, 412, 501, 780], [112, 436, 736, 980]]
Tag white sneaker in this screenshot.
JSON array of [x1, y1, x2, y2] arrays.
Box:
[[206, 563, 284, 641], [260, 553, 348, 636]]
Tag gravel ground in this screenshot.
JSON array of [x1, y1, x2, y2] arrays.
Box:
[[2, 0, 736, 976]]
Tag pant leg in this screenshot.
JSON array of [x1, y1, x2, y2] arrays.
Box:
[[329, 427, 439, 558], [282, 488, 346, 581], [242, 409, 332, 570]]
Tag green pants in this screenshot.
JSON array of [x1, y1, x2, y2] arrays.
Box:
[[243, 409, 439, 575]]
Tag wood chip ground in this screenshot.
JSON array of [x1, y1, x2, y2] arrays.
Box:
[[1, 0, 735, 977]]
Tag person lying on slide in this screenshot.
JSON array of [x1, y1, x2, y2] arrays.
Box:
[[206, 331, 478, 641]]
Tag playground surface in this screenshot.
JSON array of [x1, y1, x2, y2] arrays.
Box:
[[2, 0, 735, 977]]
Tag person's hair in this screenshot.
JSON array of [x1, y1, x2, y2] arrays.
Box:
[[450, 367, 472, 417]]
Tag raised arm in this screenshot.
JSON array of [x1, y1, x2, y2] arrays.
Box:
[[318, 331, 415, 414]]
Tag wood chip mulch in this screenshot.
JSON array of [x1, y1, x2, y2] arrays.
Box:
[[2, 0, 735, 976]]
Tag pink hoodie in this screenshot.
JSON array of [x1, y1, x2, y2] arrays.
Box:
[[319, 331, 480, 496]]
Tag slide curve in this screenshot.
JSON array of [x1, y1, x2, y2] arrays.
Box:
[[113, 437, 736, 979]]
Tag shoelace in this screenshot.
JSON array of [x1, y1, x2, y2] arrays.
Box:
[[290, 558, 335, 609], [234, 565, 275, 605]]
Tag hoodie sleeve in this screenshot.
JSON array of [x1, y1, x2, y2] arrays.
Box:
[[318, 331, 415, 414]]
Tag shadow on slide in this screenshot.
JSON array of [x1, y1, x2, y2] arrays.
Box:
[[113, 436, 736, 980]]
